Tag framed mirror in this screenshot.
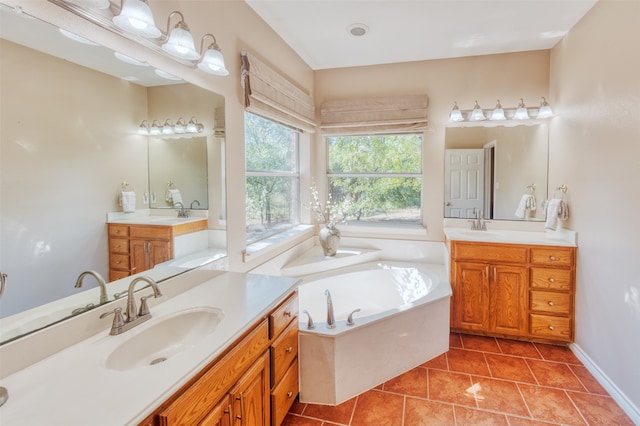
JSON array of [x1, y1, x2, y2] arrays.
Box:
[[444, 124, 549, 221], [0, 3, 226, 343]]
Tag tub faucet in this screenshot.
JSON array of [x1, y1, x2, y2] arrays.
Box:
[[75, 270, 108, 304], [325, 289, 336, 329], [303, 309, 315, 329]]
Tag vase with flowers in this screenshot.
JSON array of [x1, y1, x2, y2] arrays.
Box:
[[308, 186, 349, 256]]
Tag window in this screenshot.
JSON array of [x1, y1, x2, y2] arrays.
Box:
[[327, 134, 422, 224], [245, 113, 300, 243]]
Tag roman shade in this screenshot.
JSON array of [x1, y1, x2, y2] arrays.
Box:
[[241, 51, 316, 133], [320, 94, 429, 136]]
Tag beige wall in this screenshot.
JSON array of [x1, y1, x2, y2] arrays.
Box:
[[315, 50, 550, 238], [549, 0, 640, 413]]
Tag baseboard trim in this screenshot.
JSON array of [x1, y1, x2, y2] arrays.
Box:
[[570, 342, 640, 424]]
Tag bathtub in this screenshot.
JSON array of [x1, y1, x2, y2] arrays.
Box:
[[297, 260, 452, 405]]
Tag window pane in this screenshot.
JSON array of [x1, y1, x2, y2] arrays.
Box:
[[246, 176, 299, 242], [329, 176, 421, 223], [246, 113, 297, 172], [327, 134, 422, 173]]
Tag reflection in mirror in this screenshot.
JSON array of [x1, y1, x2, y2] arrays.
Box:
[[149, 136, 209, 210], [444, 124, 549, 221], [0, 4, 226, 344]]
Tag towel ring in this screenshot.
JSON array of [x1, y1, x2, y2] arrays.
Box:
[[167, 180, 176, 189], [121, 181, 131, 191]]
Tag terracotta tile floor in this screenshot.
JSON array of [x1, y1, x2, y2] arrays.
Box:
[[284, 333, 634, 426]]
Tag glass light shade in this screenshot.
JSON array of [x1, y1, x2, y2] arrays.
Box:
[[154, 69, 182, 81], [59, 28, 100, 45], [469, 101, 486, 121], [513, 99, 530, 120], [114, 51, 148, 67], [174, 118, 186, 134], [536, 98, 554, 119], [186, 118, 198, 133], [113, 0, 161, 39], [489, 100, 506, 120], [162, 27, 199, 60], [448, 102, 465, 122], [137, 121, 149, 135], [149, 120, 162, 135], [197, 48, 229, 76], [162, 120, 174, 134]]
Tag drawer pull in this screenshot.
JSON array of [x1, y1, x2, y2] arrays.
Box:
[[115, 260, 121, 264], [548, 301, 555, 307], [549, 278, 555, 283], [549, 256, 557, 261], [285, 346, 293, 353], [283, 310, 292, 317], [287, 391, 293, 398], [549, 325, 555, 331]]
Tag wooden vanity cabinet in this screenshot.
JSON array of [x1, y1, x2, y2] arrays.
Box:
[[450, 241, 576, 343], [139, 290, 299, 426], [108, 219, 207, 281]]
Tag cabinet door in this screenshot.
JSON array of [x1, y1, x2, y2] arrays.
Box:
[[489, 265, 528, 336], [130, 240, 150, 274], [199, 395, 232, 426], [230, 353, 270, 426], [452, 261, 489, 331], [150, 240, 171, 266]]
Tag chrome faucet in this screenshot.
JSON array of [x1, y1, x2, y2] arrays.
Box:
[[100, 276, 162, 335], [190, 199, 200, 209], [173, 201, 189, 218], [75, 270, 108, 304], [468, 208, 490, 231], [325, 289, 336, 329]]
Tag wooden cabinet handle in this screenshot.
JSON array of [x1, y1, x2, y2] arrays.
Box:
[[549, 277, 555, 283], [287, 391, 293, 398], [548, 301, 555, 307], [285, 346, 293, 353], [549, 325, 555, 331], [283, 310, 292, 317], [236, 394, 244, 420]]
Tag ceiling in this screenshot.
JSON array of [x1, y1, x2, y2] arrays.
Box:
[[244, 0, 598, 70]]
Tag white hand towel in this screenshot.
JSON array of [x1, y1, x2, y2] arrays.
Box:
[[167, 189, 183, 204], [515, 194, 529, 218], [526, 195, 537, 212], [121, 191, 136, 213], [545, 198, 568, 230]]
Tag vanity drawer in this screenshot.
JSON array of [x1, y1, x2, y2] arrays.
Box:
[[271, 320, 298, 385], [530, 291, 571, 315], [110, 253, 130, 269], [109, 224, 129, 237], [531, 267, 572, 291], [130, 225, 172, 240], [452, 242, 528, 264], [109, 238, 129, 254], [529, 314, 571, 341], [530, 247, 574, 267], [270, 292, 298, 339], [271, 358, 299, 426]]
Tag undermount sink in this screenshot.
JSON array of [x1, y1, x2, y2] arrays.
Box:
[[456, 230, 505, 239], [105, 307, 224, 372]]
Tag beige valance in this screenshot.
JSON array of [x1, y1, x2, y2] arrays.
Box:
[[241, 51, 316, 133], [320, 95, 429, 136]]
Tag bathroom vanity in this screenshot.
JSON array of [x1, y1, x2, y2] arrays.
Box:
[[445, 228, 577, 343], [108, 217, 208, 281]]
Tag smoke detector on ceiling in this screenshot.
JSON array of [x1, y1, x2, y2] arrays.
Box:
[[348, 23, 368, 37]]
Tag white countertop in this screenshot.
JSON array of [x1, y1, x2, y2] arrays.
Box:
[[444, 227, 577, 247], [106, 209, 208, 226], [0, 272, 298, 425]]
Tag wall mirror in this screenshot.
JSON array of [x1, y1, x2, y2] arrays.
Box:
[[0, 3, 226, 344], [444, 124, 549, 221]]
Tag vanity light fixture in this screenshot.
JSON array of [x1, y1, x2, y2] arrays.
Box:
[[113, 0, 161, 39], [448, 102, 465, 122], [469, 100, 486, 121], [138, 120, 149, 135], [173, 117, 186, 134], [513, 98, 530, 120], [161, 11, 199, 60], [536, 97, 554, 119], [489, 99, 506, 120], [162, 119, 174, 134], [65, 0, 110, 9], [197, 34, 229, 76], [149, 120, 162, 135]]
